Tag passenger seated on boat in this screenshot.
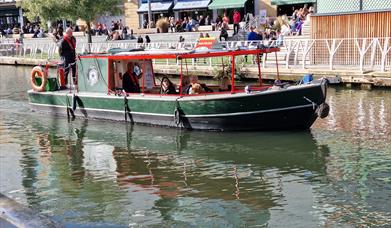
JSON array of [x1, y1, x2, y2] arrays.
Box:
[[122, 62, 141, 93], [189, 83, 204, 94], [160, 76, 177, 94], [182, 76, 191, 94], [188, 75, 206, 94], [201, 84, 213, 93], [218, 77, 232, 92], [190, 75, 213, 93]]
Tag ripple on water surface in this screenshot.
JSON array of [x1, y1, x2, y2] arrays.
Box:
[[0, 67, 391, 226]]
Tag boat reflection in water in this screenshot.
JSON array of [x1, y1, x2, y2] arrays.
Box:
[[18, 115, 329, 227]]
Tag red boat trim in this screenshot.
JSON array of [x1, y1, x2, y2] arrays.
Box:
[[81, 48, 280, 60], [257, 54, 262, 87], [275, 51, 280, 80], [80, 48, 281, 97], [179, 59, 183, 96], [231, 54, 235, 93], [141, 60, 146, 94], [108, 59, 113, 92]]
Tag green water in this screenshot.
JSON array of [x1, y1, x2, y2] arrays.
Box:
[[0, 65, 390, 227]]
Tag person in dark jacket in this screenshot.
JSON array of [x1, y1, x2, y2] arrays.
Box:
[[137, 35, 144, 43], [160, 76, 177, 94], [145, 35, 151, 43], [219, 25, 228, 41], [58, 27, 77, 87], [122, 62, 141, 93]]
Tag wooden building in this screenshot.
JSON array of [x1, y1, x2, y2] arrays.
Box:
[[311, 10, 391, 39], [308, 0, 391, 69]]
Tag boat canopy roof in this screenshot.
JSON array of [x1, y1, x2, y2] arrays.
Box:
[[80, 47, 280, 60]]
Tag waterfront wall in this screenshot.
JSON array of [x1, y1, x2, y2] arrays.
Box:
[[311, 11, 391, 39], [0, 193, 63, 228]]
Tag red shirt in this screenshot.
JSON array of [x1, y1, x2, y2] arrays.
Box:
[[223, 16, 229, 24], [233, 12, 241, 24]]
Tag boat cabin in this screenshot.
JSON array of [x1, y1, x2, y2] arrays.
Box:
[[77, 45, 280, 96]]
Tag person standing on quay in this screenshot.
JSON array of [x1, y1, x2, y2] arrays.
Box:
[[59, 27, 77, 87], [233, 10, 241, 35]]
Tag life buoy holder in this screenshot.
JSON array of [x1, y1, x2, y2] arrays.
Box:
[[31, 66, 48, 92]]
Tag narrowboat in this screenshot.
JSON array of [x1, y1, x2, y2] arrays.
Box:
[[28, 42, 329, 131]]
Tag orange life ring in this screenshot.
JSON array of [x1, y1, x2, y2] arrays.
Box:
[[31, 66, 47, 92]]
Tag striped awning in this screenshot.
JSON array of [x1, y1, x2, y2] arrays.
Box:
[[173, 0, 211, 10], [271, 0, 316, 5], [208, 0, 247, 9], [137, 1, 173, 13]]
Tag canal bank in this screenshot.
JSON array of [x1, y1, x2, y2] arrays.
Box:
[[1, 56, 391, 88], [0, 194, 63, 228]]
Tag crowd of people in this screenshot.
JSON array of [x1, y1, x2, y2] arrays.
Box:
[[90, 20, 134, 41], [245, 5, 314, 45], [136, 4, 313, 44], [145, 10, 241, 34], [2, 4, 314, 47], [1, 23, 44, 37]]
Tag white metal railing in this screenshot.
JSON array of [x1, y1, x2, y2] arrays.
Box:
[[0, 37, 390, 72], [244, 16, 260, 31]]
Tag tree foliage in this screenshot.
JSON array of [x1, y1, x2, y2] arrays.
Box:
[[18, 0, 123, 43], [18, 0, 64, 25]]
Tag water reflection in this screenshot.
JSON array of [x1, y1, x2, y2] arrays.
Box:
[[1, 66, 391, 227], [2, 111, 329, 226], [312, 88, 391, 227], [315, 87, 391, 145]]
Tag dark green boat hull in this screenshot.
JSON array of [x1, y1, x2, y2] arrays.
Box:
[[28, 82, 327, 131]]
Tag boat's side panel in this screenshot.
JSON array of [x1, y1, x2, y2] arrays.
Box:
[[178, 84, 325, 115], [28, 83, 326, 130], [78, 58, 109, 93], [182, 105, 318, 130], [29, 92, 179, 127]]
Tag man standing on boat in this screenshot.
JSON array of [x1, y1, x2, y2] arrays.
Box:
[[123, 62, 141, 93], [59, 27, 77, 88]]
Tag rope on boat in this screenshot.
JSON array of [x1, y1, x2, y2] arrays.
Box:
[[66, 95, 75, 120], [72, 93, 77, 111], [303, 96, 330, 119], [63, 61, 77, 70], [124, 96, 133, 123], [174, 98, 181, 126], [174, 108, 181, 126], [124, 96, 129, 122], [78, 58, 88, 90], [303, 96, 317, 110]]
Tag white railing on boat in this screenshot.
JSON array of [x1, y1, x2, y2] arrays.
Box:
[[0, 37, 390, 72]]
